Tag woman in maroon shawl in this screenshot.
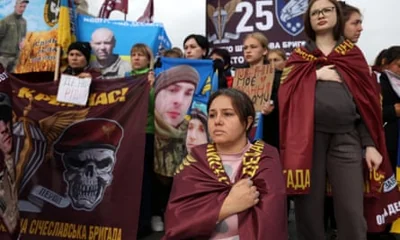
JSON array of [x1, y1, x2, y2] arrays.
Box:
[[278, 0, 400, 239], [163, 88, 287, 240]]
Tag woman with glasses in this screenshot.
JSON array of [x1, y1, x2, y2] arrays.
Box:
[[279, 0, 397, 239]]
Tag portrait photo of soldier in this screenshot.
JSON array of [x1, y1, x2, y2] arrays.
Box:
[[0, 0, 29, 72], [90, 27, 131, 79]]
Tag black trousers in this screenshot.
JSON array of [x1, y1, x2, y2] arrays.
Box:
[[295, 130, 367, 240]]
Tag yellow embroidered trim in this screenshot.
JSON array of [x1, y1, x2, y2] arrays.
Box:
[[175, 154, 197, 175], [280, 65, 294, 84], [242, 140, 264, 178], [294, 47, 318, 62], [334, 39, 355, 55], [206, 140, 265, 184], [207, 144, 230, 184]]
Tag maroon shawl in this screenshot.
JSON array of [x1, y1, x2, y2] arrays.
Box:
[[163, 141, 287, 239], [278, 39, 400, 231]]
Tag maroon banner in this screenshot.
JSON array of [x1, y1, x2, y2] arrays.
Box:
[[206, 0, 308, 66], [137, 0, 154, 23], [98, 0, 129, 18], [0, 72, 148, 239]]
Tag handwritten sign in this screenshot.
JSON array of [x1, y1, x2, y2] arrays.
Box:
[[57, 74, 92, 106], [232, 65, 275, 111]]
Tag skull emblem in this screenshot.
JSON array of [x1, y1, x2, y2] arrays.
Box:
[[62, 148, 115, 211]]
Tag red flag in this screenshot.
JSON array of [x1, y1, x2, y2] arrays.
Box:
[[136, 0, 154, 23], [98, 0, 128, 18]]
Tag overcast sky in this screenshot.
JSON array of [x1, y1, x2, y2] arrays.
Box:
[[89, 0, 398, 64]]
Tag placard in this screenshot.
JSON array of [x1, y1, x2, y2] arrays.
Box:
[[57, 74, 92, 106], [232, 65, 274, 111]]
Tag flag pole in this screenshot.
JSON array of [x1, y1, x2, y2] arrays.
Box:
[[124, 13, 127, 21], [54, 45, 61, 81]]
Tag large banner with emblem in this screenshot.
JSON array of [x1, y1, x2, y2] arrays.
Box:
[[0, 69, 148, 239], [206, 0, 308, 66]]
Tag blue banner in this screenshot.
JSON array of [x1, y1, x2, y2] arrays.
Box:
[[153, 57, 218, 177], [76, 14, 171, 62]]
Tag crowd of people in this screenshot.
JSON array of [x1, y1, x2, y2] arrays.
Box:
[[1, 0, 400, 239]]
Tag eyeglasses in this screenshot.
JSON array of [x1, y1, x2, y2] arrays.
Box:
[[310, 6, 335, 18]]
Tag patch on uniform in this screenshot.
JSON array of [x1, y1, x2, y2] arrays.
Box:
[[44, 0, 61, 27]]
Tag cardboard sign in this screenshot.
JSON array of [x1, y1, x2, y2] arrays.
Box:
[[232, 65, 275, 111], [57, 74, 92, 106]]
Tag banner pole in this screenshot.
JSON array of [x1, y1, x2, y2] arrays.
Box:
[[124, 13, 127, 21], [54, 46, 61, 82]]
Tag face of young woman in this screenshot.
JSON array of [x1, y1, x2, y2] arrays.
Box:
[[155, 82, 196, 128], [243, 37, 268, 67], [208, 95, 248, 146], [184, 38, 205, 59], [344, 12, 363, 43], [131, 51, 150, 70], [309, 0, 337, 35], [186, 118, 208, 153]]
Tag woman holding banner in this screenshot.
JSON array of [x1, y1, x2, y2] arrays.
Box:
[[126, 43, 156, 236], [279, 0, 399, 239], [240, 32, 282, 149], [163, 88, 287, 240], [63, 42, 101, 79]]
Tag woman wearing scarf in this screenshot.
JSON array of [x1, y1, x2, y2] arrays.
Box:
[[63, 42, 101, 79], [279, 0, 400, 239], [126, 43, 156, 237], [163, 88, 287, 240]]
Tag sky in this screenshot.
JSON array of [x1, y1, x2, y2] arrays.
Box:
[[0, 0, 398, 64], [88, 0, 399, 64]]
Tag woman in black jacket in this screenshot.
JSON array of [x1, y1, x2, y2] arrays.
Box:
[[380, 46, 400, 172]]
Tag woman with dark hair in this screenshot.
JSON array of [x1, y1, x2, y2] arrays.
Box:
[[163, 88, 287, 240], [339, 2, 363, 43], [378, 46, 400, 239], [63, 41, 101, 79], [183, 34, 227, 88], [279, 0, 396, 239], [183, 34, 209, 59], [373, 48, 388, 74], [380, 46, 400, 172]]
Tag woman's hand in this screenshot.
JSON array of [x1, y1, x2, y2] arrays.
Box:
[[218, 178, 259, 221], [316, 65, 341, 82], [77, 72, 91, 79], [365, 146, 383, 171], [261, 100, 275, 115], [148, 70, 155, 86]]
